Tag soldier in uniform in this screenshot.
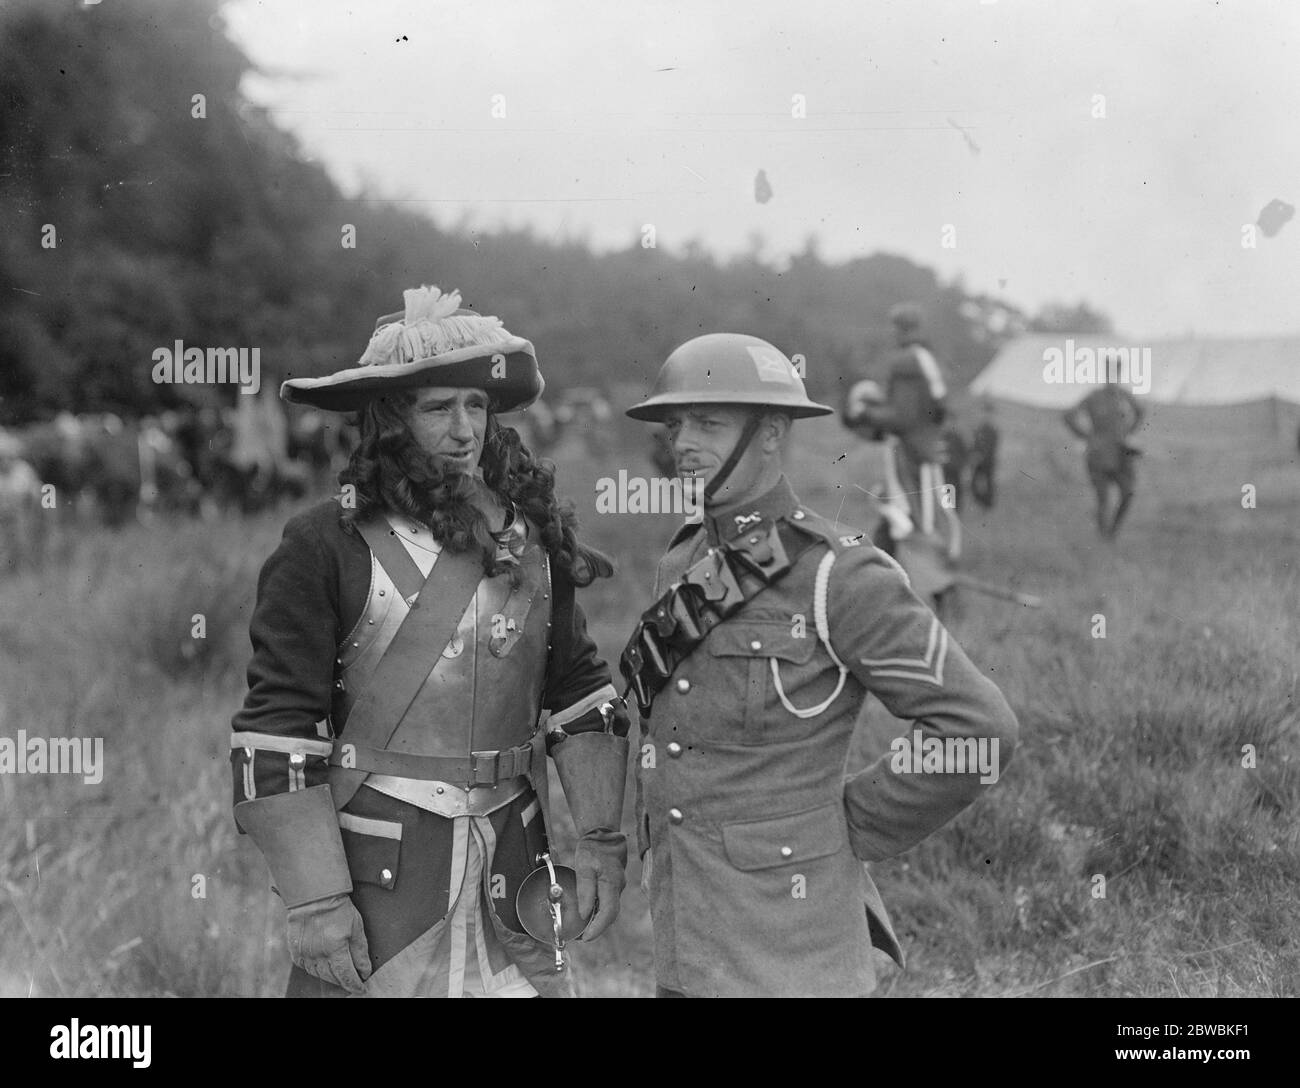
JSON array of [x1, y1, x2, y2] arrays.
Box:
[[230, 285, 630, 998], [1062, 372, 1145, 539], [620, 333, 1019, 997]]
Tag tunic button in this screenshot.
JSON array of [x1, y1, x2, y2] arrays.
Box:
[[749, 640, 762, 651], [289, 753, 305, 768], [378, 589, 385, 597], [380, 868, 394, 886], [667, 742, 682, 758], [668, 808, 684, 824], [792, 510, 805, 520], [436, 786, 445, 795], [780, 846, 793, 859], [675, 678, 691, 694]]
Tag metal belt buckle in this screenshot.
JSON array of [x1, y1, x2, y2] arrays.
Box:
[[468, 750, 500, 789]]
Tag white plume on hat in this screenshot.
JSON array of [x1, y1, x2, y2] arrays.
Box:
[[358, 285, 514, 370]]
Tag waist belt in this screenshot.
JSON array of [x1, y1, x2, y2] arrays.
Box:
[[329, 737, 535, 789], [619, 520, 815, 715]]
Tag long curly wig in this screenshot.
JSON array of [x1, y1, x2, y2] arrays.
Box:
[[338, 390, 613, 586]]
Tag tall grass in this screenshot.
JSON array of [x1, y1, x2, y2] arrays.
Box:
[[1, 417, 1296, 996]]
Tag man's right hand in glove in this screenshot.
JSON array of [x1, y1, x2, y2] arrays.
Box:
[[286, 894, 372, 994]]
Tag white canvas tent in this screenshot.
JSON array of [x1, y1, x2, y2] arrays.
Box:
[[970, 335, 1300, 451], [971, 335, 1300, 409]]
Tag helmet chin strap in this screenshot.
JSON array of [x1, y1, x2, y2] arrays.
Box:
[[702, 412, 765, 504]]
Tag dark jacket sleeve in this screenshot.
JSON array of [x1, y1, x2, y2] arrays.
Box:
[[230, 507, 344, 809], [829, 546, 1019, 861], [540, 565, 623, 734]]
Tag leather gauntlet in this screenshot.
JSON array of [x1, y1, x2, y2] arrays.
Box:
[[234, 785, 353, 908], [551, 729, 630, 940]]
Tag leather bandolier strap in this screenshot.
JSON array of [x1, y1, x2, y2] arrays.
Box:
[[619, 519, 820, 714], [326, 517, 485, 811]]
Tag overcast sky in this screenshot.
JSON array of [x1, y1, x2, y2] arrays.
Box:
[[225, 0, 1300, 339]]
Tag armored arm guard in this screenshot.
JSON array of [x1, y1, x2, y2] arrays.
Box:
[[235, 785, 352, 909]]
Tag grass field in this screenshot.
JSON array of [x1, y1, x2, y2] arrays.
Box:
[[1, 406, 1297, 997]]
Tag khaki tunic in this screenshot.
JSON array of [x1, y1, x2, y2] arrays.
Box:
[[635, 477, 1019, 997]]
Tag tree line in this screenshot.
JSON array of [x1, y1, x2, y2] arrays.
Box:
[[0, 0, 1110, 427]]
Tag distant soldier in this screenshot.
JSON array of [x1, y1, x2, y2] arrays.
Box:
[[844, 304, 961, 613], [969, 398, 999, 510], [875, 302, 950, 463], [620, 332, 1019, 997], [1062, 376, 1145, 538]]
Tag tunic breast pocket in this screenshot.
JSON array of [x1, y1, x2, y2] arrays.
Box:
[[707, 619, 838, 742]]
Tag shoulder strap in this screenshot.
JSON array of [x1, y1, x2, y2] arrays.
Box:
[[354, 517, 425, 603], [328, 516, 483, 811], [619, 524, 819, 714]]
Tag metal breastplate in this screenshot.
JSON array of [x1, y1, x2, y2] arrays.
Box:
[[334, 518, 553, 760]]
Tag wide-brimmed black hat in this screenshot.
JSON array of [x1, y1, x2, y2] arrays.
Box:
[[280, 285, 544, 413]]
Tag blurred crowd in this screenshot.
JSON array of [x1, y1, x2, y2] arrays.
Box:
[[0, 399, 352, 571], [0, 387, 626, 575]]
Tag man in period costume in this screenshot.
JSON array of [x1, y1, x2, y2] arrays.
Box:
[[620, 332, 1019, 997], [843, 304, 962, 613], [231, 285, 630, 998]]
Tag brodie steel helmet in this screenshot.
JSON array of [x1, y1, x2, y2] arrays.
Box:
[[626, 333, 832, 502], [626, 333, 832, 422]]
